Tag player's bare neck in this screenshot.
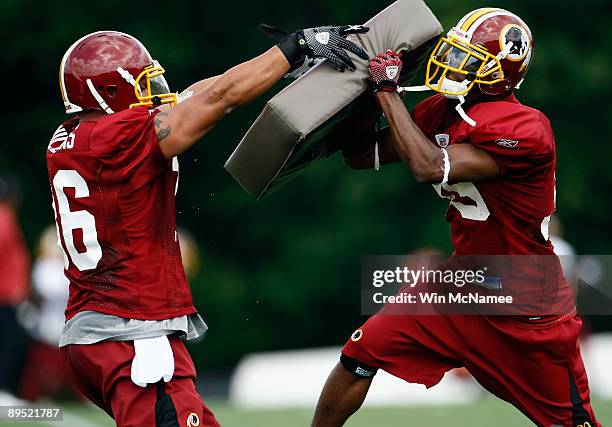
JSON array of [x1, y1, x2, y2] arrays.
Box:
[[473, 90, 513, 104], [78, 110, 106, 122]]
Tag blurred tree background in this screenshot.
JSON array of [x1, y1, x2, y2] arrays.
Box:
[[1, 0, 610, 373]]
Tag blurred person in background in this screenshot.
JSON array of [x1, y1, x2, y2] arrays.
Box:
[[178, 227, 201, 282], [19, 225, 74, 401], [0, 175, 30, 405]]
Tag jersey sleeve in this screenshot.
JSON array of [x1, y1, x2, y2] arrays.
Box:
[[468, 110, 554, 176], [92, 107, 168, 178]]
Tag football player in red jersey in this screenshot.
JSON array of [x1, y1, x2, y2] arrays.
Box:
[[47, 27, 368, 427], [312, 8, 600, 427]]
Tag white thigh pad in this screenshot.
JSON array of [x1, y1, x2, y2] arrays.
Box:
[[130, 336, 175, 387]]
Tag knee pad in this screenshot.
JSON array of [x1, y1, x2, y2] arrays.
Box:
[[340, 354, 378, 378]]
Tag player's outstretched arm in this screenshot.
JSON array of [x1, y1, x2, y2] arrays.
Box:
[[178, 76, 221, 98], [368, 51, 499, 183], [156, 47, 289, 159], [156, 24, 370, 159]]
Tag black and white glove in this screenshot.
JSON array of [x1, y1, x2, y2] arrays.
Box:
[[259, 23, 370, 72]]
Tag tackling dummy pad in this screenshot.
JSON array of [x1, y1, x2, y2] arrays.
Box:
[[225, 0, 443, 199]]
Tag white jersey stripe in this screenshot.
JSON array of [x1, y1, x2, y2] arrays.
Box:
[[456, 7, 499, 33], [51, 125, 67, 138]]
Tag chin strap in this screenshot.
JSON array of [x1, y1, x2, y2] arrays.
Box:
[[397, 85, 429, 93], [481, 40, 513, 76], [397, 85, 477, 127], [455, 95, 476, 127], [86, 79, 114, 115]]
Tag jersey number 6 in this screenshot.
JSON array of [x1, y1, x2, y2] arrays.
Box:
[[51, 170, 103, 271]]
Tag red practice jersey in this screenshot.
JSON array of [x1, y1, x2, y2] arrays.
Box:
[[46, 107, 196, 321], [413, 93, 557, 256], [412, 93, 574, 316]]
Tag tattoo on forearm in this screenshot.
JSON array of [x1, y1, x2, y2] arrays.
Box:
[[154, 112, 171, 142]]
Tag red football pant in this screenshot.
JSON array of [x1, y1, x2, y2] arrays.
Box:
[[342, 314, 599, 427], [62, 335, 220, 427]]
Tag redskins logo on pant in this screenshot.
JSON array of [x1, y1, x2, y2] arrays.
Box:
[[187, 412, 200, 427], [350, 329, 363, 342]]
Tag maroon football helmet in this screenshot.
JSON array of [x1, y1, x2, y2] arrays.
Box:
[[59, 31, 176, 115], [425, 8, 534, 98]]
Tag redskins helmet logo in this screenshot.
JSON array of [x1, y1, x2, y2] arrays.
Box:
[[500, 25, 530, 62], [187, 412, 200, 427], [351, 329, 363, 342]]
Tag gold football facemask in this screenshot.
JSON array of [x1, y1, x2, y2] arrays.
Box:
[[425, 31, 506, 97], [130, 60, 177, 109]]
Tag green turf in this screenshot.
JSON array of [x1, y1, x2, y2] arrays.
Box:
[[2, 399, 610, 426], [212, 399, 612, 427]]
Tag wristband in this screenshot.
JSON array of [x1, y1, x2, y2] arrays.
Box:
[[278, 33, 306, 71], [441, 148, 450, 184], [375, 80, 399, 92]]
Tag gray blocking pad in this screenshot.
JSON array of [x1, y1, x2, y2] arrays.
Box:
[[225, 0, 443, 199]]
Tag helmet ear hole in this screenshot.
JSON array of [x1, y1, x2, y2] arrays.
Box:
[[105, 86, 118, 98], [95, 85, 118, 98]]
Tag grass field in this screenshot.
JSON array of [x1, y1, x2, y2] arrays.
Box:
[[2, 399, 611, 426]]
